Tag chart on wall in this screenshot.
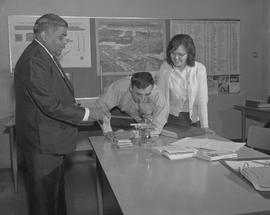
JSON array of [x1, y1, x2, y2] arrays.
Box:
[[8, 15, 91, 71], [170, 19, 240, 95]]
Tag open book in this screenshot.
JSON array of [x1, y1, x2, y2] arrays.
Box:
[[161, 125, 205, 139], [152, 145, 197, 160]]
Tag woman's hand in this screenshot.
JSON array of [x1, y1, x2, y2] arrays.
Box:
[[203, 127, 215, 134]]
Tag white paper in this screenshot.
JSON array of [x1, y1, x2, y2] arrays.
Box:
[[171, 137, 245, 152]]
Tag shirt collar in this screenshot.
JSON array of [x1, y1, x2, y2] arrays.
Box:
[[35, 39, 54, 59]]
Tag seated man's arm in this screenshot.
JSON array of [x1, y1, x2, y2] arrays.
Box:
[[151, 87, 169, 136]]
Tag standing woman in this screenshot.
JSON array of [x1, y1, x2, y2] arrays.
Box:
[[157, 34, 213, 133]]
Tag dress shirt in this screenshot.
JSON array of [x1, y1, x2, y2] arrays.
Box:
[[169, 67, 190, 113], [35, 39, 90, 121], [98, 77, 169, 134]]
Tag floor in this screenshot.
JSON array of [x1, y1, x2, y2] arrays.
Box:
[[0, 151, 99, 215]]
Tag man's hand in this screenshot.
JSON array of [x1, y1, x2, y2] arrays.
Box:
[[89, 107, 111, 121], [104, 131, 117, 142]]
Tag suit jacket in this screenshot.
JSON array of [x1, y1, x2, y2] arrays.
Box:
[[14, 40, 85, 154]]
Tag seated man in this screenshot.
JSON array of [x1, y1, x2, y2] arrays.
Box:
[[97, 72, 168, 141]]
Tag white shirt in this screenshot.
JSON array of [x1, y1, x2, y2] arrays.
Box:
[[169, 67, 190, 113], [98, 76, 169, 134]]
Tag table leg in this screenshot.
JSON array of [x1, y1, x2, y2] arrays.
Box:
[[9, 126, 18, 193], [96, 157, 103, 215], [241, 109, 246, 142]]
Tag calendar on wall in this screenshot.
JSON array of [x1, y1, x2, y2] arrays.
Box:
[[171, 19, 240, 95]]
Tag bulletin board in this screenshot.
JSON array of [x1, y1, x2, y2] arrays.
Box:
[[8, 16, 240, 98]]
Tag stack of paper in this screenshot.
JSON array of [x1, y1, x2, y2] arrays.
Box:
[[195, 150, 237, 161], [171, 137, 245, 152], [116, 139, 133, 148], [152, 145, 197, 160]]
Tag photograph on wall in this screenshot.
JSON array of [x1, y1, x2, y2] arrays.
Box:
[[8, 15, 91, 71], [96, 18, 166, 76], [217, 75, 230, 94], [207, 76, 219, 95], [229, 74, 240, 93]]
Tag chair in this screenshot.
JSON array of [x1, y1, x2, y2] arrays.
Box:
[[247, 125, 270, 154]]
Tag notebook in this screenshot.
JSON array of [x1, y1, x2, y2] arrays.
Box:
[[152, 145, 197, 160], [161, 125, 205, 139]]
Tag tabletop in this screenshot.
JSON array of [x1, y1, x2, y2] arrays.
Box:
[[90, 134, 270, 215]]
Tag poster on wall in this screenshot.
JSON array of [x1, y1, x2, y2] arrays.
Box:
[[8, 15, 91, 71], [170, 19, 240, 95], [96, 18, 166, 80]]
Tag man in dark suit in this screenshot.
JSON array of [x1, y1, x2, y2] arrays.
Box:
[[14, 14, 109, 215]]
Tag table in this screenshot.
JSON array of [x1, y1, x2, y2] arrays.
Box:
[[90, 135, 270, 215], [233, 105, 270, 142], [4, 116, 17, 192]]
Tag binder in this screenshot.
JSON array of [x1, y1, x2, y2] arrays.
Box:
[[245, 99, 270, 108], [221, 158, 270, 198]]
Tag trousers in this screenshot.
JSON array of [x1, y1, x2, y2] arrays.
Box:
[[22, 151, 67, 215]]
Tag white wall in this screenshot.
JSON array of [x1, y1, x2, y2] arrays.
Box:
[[0, 0, 267, 167]]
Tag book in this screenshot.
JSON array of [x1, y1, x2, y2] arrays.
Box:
[[195, 150, 237, 161], [152, 145, 197, 160], [161, 125, 206, 139], [245, 99, 270, 108]]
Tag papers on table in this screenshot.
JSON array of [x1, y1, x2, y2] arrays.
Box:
[[171, 137, 245, 152], [153, 137, 245, 161]]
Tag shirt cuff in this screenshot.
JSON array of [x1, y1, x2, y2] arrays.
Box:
[[102, 116, 113, 133], [82, 107, 90, 121]]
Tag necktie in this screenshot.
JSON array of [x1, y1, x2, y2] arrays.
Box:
[[52, 56, 65, 77]]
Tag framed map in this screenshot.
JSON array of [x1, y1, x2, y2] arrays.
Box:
[[96, 18, 166, 76]]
